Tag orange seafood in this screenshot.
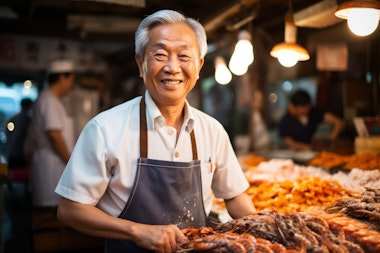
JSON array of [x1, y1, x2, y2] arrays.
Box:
[[307, 151, 349, 168]]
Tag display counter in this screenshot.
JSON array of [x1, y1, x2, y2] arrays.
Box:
[[203, 152, 380, 253]]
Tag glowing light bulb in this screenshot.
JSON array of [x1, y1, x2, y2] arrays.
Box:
[[277, 50, 299, 68], [335, 1, 380, 37], [7, 122, 15, 132], [233, 40, 254, 66], [270, 42, 309, 68], [228, 30, 254, 76], [347, 8, 379, 36], [214, 56, 232, 85], [228, 53, 249, 76], [24, 80, 32, 88]]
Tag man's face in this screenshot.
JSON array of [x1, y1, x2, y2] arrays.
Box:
[[294, 104, 311, 117], [136, 23, 204, 107], [60, 73, 75, 95]]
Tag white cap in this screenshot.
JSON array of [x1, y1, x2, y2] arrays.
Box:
[[49, 59, 74, 74]]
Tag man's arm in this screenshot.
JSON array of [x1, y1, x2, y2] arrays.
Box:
[[47, 130, 71, 163], [224, 192, 256, 219], [324, 112, 344, 140], [57, 198, 187, 253], [283, 136, 312, 151]]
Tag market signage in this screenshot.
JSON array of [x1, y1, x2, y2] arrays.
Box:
[[0, 35, 97, 72]]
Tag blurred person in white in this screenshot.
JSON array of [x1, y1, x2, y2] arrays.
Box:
[[27, 59, 75, 208], [55, 9, 255, 253]]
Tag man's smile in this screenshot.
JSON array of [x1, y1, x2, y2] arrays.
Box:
[[161, 79, 183, 88]]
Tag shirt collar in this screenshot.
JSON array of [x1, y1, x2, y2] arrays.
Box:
[[144, 90, 195, 133]]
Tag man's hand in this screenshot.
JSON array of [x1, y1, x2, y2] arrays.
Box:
[[133, 224, 188, 253]]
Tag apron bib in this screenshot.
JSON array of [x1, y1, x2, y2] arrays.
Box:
[[105, 97, 206, 253]]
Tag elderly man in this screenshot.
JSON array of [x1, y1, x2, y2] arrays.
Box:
[[55, 10, 255, 253]]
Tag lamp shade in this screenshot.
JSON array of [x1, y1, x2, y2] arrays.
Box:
[[270, 8, 310, 68], [270, 42, 310, 68], [270, 42, 310, 60]]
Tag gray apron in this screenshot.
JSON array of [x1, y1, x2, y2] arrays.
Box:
[[105, 97, 207, 253]]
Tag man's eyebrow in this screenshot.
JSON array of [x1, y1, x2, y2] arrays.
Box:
[[151, 41, 166, 48], [151, 41, 193, 50]]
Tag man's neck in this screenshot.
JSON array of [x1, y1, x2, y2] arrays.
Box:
[[160, 105, 185, 130], [48, 83, 63, 97]]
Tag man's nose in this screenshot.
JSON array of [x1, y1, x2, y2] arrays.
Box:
[[164, 57, 181, 73]]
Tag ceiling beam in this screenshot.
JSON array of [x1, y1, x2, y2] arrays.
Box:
[[203, 0, 259, 34], [70, 0, 145, 7]]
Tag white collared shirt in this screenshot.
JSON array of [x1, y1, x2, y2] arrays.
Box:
[[55, 91, 249, 217]]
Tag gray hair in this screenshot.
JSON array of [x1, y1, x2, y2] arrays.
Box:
[[135, 9, 208, 59]]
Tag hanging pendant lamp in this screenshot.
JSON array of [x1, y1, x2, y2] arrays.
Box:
[[270, 0, 310, 67], [335, 0, 380, 36]]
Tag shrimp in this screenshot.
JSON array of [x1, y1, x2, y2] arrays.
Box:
[[226, 240, 247, 253], [216, 214, 257, 233], [341, 240, 364, 253], [269, 243, 287, 253], [178, 231, 248, 253], [290, 212, 320, 247], [274, 212, 310, 249], [177, 238, 220, 252], [238, 233, 256, 253], [255, 243, 274, 253], [181, 226, 214, 239]]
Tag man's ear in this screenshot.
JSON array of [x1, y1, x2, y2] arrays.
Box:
[[135, 54, 143, 78], [196, 58, 204, 80], [288, 104, 296, 116]]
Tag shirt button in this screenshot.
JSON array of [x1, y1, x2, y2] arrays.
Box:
[[167, 129, 174, 135], [174, 151, 180, 158]]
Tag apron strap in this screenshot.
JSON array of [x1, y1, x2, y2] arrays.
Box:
[[140, 96, 148, 158], [190, 130, 198, 160], [139, 96, 198, 160]]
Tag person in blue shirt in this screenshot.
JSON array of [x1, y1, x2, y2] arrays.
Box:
[[6, 98, 33, 168], [279, 89, 344, 151]]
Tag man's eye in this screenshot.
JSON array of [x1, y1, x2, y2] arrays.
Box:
[[179, 55, 191, 61], [155, 54, 167, 60]]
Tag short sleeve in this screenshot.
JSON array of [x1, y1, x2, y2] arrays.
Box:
[[55, 120, 111, 205], [42, 95, 65, 131], [211, 128, 249, 200]]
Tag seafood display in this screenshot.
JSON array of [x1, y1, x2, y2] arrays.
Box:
[[242, 151, 380, 171], [310, 209, 380, 253], [239, 153, 267, 168], [325, 187, 380, 231], [246, 176, 355, 213], [307, 151, 380, 170], [198, 155, 380, 253], [307, 151, 349, 168], [344, 153, 380, 170], [177, 209, 380, 252], [242, 158, 380, 192], [340, 169, 380, 193], [178, 228, 284, 253]]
